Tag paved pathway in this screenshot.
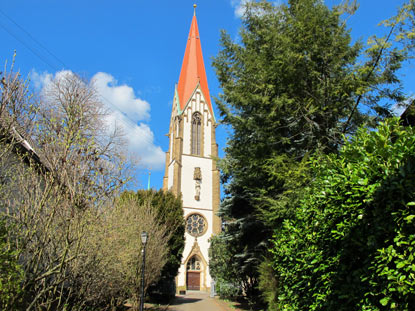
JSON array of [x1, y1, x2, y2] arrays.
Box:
[[168, 291, 231, 311]]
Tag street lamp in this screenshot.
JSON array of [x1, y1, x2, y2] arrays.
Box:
[[140, 231, 148, 311]]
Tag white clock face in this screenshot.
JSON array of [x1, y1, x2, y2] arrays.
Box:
[[186, 213, 207, 237]]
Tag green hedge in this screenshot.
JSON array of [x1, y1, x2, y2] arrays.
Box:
[[270, 118, 415, 310]]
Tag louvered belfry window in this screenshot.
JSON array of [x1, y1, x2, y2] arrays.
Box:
[[191, 112, 202, 155]]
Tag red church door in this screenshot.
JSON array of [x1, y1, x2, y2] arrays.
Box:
[[186, 271, 200, 290]]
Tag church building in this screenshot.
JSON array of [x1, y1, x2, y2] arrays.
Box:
[[163, 6, 221, 293]]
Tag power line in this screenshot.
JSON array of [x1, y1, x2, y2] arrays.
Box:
[[0, 19, 59, 72], [0, 9, 67, 69], [0, 8, 165, 151]]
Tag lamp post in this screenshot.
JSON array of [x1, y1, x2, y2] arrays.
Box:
[[140, 231, 148, 311]]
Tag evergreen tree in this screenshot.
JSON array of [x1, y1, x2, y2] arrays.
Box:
[[211, 0, 407, 304]]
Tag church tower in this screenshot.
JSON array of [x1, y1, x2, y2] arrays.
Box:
[[163, 6, 220, 293]]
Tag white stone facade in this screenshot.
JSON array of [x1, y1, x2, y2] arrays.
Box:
[[163, 86, 220, 293]]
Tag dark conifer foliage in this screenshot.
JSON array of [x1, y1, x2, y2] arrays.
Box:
[[210, 0, 409, 305]]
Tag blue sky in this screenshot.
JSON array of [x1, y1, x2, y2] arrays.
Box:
[[1, 0, 413, 191]]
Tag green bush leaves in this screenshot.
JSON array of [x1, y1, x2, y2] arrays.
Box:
[[270, 118, 415, 310]]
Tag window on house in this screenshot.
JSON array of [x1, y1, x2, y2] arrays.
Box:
[[191, 112, 202, 155]]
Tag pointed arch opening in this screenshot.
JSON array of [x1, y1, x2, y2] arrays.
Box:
[[186, 255, 201, 290], [187, 255, 202, 271], [191, 112, 202, 155]]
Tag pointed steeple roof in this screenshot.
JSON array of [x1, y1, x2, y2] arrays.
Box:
[[177, 11, 213, 114]]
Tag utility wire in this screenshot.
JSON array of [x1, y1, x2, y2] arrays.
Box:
[[0, 8, 164, 149], [0, 8, 67, 69], [0, 19, 59, 72]]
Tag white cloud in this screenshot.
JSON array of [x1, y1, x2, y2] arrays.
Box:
[[92, 72, 150, 122], [105, 108, 164, 169], [231, 0, 249, 17], [30, 70, 165, 170], [230, 0, 282, 18], [30, 70, 73, 90]]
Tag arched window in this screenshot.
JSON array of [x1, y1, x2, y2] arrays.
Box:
[[191, 112, 202, 155], [187, 256, 201, 271]]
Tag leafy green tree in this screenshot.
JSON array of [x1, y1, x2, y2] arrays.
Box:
[[212, 0, 408, 303], [270, 118, 415, 310]]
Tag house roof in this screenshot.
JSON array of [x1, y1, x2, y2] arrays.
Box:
[[400, 102, 415, 126], [176, 12, 213, 115], [0, 112, 47, 170]]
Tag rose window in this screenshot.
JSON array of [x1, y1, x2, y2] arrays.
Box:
[[186, 214, 207, 237]]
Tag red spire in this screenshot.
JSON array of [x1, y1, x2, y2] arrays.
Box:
[[177, 13, 212, 114]]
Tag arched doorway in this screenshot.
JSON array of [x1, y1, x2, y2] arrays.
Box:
[[186, 256, 201, 290]]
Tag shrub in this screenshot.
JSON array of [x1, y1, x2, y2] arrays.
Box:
[[270, 118, 415, 310], [0, 220, 23, 310], [215, 278, 242, 299], [119, 190, 185, 304], [68, 195, 172, 310]]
